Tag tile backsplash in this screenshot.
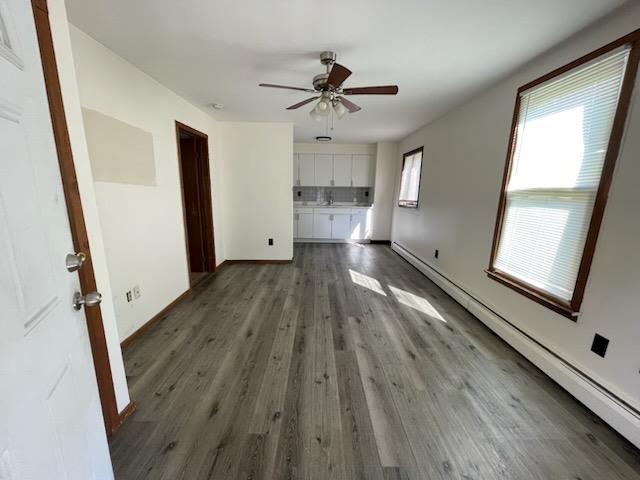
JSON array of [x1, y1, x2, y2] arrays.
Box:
[[293, 186, 373, 204]]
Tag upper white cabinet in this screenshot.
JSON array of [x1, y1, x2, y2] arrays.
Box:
[[298, 153, 315, 186], [293, 152, 375, 187], [315, 154, 333, 186], [352, 154, 374, 187], [333, 155, 352, 187]]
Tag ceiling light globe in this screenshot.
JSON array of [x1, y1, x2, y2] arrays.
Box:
[[309, 107, 323, 122], [317, 99, 329, 111], [334, 101, 348, 119]]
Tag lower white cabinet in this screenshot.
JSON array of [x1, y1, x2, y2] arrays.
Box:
[[295, 207, 372, 240], [331, 214, 351, 239], [313, 213, 332, 239]]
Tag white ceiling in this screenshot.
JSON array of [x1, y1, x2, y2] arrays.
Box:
[[65, 0, 627, 144]]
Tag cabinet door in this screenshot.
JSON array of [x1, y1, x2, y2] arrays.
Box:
[[352, 154, 374, 186], [313, 213, 332, 238], [331, 214, 351, 239], [333, 154, 352, 186], [298, 213, 313, 238], [299, 153, 315, 186], [315, 154, 334, 186], [350, 213, 369, 239], [293, 153, 300, 186]]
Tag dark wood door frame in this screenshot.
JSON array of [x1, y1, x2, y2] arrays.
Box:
[[31, 0, 133, 435], [175, 121, 216, 284]]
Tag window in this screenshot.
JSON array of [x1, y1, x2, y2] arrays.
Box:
[[398, 147, 423, 208], [488, 32, 639, 319]]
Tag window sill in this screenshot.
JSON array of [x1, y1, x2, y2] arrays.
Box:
[[485, 269, 578, 321]]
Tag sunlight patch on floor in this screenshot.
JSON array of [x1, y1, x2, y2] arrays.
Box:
[[349, 269, 387, 296], [389, 285, 446, 322]]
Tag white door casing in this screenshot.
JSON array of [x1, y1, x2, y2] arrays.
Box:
[[0, 1, 113, 479]]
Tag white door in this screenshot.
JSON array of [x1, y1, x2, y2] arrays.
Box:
[[298, 153, 315, 186], [313, 213, 332, 238], [333, 154, 352, 187], [352, 154, 374, 187], [331, 214, 351, 239], [297, 213, 313, 238], [314, 154, 333, 186], [0, 1, 113, 479], [292, 153, 300, 186]]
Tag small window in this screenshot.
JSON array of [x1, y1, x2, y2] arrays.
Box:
[[488, 34, 639, 319], [398, 147, 423, 208]]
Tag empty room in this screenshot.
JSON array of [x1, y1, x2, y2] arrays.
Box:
[[1, 0, 640, 478]]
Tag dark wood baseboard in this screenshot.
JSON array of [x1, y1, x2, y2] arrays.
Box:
[[370, 240, 392, 245], [120, 288, 192, 349], [110, 401, 137, 434], [224, 259, 293, 265]]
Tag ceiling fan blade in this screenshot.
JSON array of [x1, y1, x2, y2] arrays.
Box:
[[337, 96, 361, 113], [286, 97, 319, 110], [342, 85, 399, 95], [259, 83, 316, 93], [327, 63, 352, 89]]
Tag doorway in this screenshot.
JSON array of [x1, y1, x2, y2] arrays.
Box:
[[175, 121, 216, 285]]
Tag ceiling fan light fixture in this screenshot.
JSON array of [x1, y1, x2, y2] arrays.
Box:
[[309, 107, 324, 122], [316, 98, 330, 113], [333, 100, 348, 120]]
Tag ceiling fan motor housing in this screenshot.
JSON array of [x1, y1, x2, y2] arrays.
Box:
[[320, 51, 336, 66], [313, 73, 329, 91]]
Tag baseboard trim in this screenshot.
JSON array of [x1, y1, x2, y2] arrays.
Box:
[[294, 239, 371, 244], [120, 288, 192, 349], [370, 239, 392, 245], [391, 241, 640, 448], [224, 259, 292, 264], [109, 401, 137, 435]]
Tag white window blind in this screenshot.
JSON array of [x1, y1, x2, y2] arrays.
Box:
[[399, 149, 423, 207], [494, 46, 630, 302]]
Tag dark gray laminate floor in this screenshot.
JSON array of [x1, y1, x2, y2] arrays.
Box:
[[110, 243, 640, 479]]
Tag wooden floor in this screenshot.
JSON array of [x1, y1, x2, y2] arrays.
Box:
[[110, 243, 640, 479]]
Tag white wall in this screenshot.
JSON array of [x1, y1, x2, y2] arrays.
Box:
[[69, 26, 225, 342], [391, 2, 640, 427], [49, 0, 130, 413], [372, 142, 398, 240], [219, 122, 293, 261]]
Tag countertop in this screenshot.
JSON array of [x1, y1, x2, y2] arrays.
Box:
[[294, 202, 373, 208]]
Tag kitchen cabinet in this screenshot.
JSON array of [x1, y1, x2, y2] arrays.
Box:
[[315, 154, 333, 186], [313, 213, 332, 238], [350, 211, 369, 239], [331, 214, 351, 239], [293, 154, 300, 186], [352, 154, 374, 187], [297, 213, 313, 238], [298, 153, 315, 186], [333, 154, 352, 187]]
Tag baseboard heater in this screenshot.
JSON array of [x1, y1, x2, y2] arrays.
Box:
[[391, 241, 640, 448]]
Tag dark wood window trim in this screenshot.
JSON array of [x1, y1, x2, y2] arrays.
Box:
[[398, 146, 424, 208], [487, 29, 640, 321]]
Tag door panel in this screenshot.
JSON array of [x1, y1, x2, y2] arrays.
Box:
[[352, 154, 374, 187], [180, 136, 206, 272], [314, 154, 333, 186], [297, 213, 313, 238], [0, 1, 113, 478], [313, 213, 332, 238], [333, 154, 352, 186], [331, 214, 351, 239], [298, 153, 315, 186]]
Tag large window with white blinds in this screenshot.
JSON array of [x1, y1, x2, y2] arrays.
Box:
[[398, 147, 423, 208], [488, 38, 638, 318]]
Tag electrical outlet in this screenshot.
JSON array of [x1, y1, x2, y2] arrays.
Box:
[[365, 191, 369, 197], [591, 334, 609, 357], [434, 249, 439, 259], [133, 285, 141, 299], [268, 238, 274, 246], [126, 290, 132, 302], [297, 191, 301, 197]]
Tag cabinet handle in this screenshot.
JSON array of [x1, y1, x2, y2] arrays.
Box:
[[350, 180, 353, 186], [331, 179, 334, 186], [330, 214, 334, 221]]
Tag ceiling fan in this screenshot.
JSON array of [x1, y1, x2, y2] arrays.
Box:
[[259, 51, 398, 121]]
